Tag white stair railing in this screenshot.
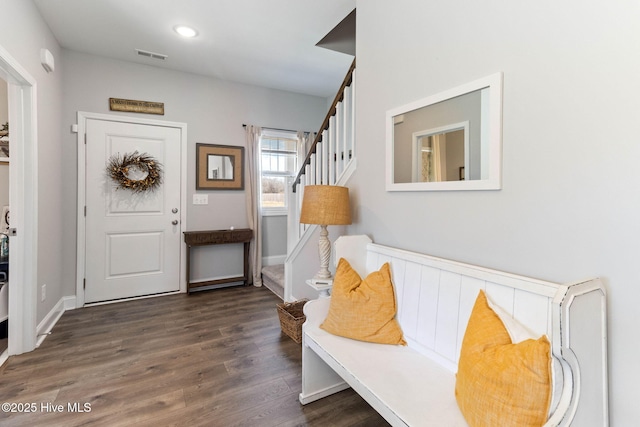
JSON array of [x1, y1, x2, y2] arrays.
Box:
[[285, 60, 357, 301]]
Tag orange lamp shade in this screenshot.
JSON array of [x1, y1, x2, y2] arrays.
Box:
[[300, 185, 352, 226]]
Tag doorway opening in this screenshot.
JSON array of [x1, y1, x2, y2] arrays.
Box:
[[0, 76, 8, 355], [0, 43, 38, 362]]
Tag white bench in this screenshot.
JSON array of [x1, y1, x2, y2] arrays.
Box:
[[299, 236, 608, 426]]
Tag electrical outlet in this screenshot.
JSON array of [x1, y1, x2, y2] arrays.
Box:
[[193, 194, 208, 205], [41, 284, 46, 302]]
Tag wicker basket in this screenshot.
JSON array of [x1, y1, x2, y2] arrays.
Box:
[[277, 299, 309, 343]]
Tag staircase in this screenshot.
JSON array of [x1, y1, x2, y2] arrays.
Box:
[[283, 59, 357, 301]]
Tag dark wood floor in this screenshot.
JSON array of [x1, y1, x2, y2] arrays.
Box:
[[0, 286, 389, 427]]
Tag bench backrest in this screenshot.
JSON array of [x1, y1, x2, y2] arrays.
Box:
[[367, 243, 557, 371], [334, 235, 608, 427]]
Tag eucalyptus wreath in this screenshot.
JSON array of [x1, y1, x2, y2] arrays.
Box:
[[106, 151, 163, 193]]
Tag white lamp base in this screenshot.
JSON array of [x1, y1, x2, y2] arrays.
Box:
[[314, 224, 332, 281]]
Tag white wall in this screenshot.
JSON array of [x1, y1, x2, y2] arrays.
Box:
[[61, 50, 326, 289], [262, 214, 287, 264], [352, 0, 639, 424], [0, 0, 65, 324]]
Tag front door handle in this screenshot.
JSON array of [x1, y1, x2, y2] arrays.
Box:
[[171, 220, 178, 225]]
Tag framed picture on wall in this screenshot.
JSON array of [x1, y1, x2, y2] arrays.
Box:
[[196, 143, 244, 190]]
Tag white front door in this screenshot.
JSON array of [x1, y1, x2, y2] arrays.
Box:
[[84, 118, 182, 303]]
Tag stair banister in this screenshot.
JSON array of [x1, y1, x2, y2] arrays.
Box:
[[292, 58, 356, 192]]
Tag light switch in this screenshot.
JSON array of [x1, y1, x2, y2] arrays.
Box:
[[193, 194, 208, 205]]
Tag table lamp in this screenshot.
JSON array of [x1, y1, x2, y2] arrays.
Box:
[[300, 185, 352, 284]]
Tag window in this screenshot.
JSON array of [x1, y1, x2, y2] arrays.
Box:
[[260, 132, 299, 214]]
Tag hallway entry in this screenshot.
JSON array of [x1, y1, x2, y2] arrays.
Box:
[[81, 115, 186, 303]]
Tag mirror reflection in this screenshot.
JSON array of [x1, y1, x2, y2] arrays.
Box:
[[207, 154, 234, 180], [393, 89, 482, 184], [386, 73, 502, 191], [412, 123, 468, 183]]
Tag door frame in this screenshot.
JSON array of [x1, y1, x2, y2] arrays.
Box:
[[76, 111, 188, 306], [0, 43, 38, 357]]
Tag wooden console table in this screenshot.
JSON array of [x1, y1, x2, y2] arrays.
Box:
[[183, 228, 253, 294]]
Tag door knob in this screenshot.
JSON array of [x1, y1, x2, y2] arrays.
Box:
[[172, 220, 178, 225], [172, 208, 178, 213]]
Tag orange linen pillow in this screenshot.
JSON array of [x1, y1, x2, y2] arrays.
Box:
[[455, 290, 551, 427], [320, 258, 406, 345]]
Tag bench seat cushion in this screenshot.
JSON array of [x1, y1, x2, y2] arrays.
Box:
[[305, 298, 468, 426]]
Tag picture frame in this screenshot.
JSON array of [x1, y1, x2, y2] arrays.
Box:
[[196, 143, 244, 190]]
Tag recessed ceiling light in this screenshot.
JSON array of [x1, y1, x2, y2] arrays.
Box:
[[174, 25, 198, 38]]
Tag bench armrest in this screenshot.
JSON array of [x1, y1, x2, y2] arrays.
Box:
[[303, 298, 330, 328]]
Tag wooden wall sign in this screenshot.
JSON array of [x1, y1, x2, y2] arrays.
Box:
[[109, 98, 165, 115]]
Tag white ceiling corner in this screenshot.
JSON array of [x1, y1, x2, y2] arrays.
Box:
[[33, 0, 355, 98]]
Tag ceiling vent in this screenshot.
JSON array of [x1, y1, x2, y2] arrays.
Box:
[[135, 49, 168, 61]]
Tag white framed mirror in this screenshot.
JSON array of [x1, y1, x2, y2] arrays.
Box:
[[386, 72, 503, 191]]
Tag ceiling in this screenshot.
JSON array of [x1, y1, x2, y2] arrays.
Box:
[[33, 0, 355, 98]]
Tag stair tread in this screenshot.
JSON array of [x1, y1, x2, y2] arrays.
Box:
[[262, 264, 284, 300], [262, 264, 284, 280]]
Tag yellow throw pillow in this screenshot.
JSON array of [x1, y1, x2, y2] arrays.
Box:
[[320, 258, 406, 345], [455, 290, 551, 427]]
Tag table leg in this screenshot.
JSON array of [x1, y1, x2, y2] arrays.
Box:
[[244, 241, 250, 285], [186, 244, 191, 294]]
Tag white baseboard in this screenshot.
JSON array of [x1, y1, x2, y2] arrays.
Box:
[[36, 296, 76, 347], [262, 255, 286, 266], [190, 274, 245, 284], [299, 382, 350, 405]]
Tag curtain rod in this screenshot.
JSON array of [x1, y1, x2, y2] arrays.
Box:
[[242, 124, 314, 135]]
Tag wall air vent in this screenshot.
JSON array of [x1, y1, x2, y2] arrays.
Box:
[[135, 49, 168, 61]]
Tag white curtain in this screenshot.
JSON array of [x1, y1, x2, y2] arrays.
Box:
[[432, 134, 445, 182], [245, 125, 262, 286], [297, 131, 314, 176]]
